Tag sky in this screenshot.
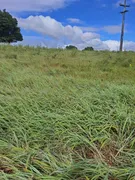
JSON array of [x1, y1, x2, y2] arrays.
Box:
[[1, 0, 135, 50]]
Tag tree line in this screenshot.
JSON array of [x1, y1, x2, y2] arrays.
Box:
[[66, 45, 94, 51]]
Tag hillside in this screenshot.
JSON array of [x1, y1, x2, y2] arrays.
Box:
[[0, 46, 135, 180]]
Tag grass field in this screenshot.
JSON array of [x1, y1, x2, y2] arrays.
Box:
[[0, 45, 135, 180]]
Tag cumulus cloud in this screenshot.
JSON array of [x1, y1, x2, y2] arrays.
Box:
[[18, 15, 108, 50], [16, 35, 109, 50], [15, 35, 135, 51], [102, 25, 121, 34], [104, 40, 135, 51], [103, 40, 120, 51], [15, 36, 64, 48], [1, 0, 75, 12], [19, 16, 64, 39], [79, 26, 99, 32], [17, 15, 135, 51]]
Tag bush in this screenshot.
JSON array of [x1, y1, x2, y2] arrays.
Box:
[[66, 45, 78, 50], [83, 47, 94, 51]]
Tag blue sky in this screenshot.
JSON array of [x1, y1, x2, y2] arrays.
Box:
[[1, 0, 135, 50]]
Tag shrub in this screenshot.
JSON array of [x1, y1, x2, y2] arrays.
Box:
[[83, 47, 94, 51], [66, 45, 78, 50]]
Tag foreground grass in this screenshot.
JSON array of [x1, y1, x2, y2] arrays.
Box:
[[0, 45, 135, 179]]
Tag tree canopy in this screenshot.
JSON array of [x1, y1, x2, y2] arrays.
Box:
[[66, 45, 78, 50], [83, 47, 94, 51], [0, 9, 23, 43]]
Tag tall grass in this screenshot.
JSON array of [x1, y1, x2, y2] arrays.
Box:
[[0, 45, 135, 179]]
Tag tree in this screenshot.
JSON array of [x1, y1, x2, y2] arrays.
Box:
[[83, 47, 94, 51], [0, 9, 23, 43], [66, 45, 78, 50]]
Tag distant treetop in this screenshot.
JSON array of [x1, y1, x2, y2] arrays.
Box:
[[0, 9, 23, 43], [66, 45, 78, 50], [83, 47, 94, 51]]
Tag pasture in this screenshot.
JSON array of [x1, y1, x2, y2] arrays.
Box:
[[0, 45, 135, 179]]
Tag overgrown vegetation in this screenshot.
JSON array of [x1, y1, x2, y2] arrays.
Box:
[[0, 45, 135, 180]]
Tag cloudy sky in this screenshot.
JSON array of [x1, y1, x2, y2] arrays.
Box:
[[1, 0, 135, 50]]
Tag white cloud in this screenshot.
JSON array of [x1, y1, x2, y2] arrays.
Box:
[[17, 36, 135, 51], [16, 36, 109, 50], [79, 25, 121, 34], [103, 40, 120, 51], [18, 15, 106, 50], [17, 15, 135, 51], [1, 0, 75, 12], [79, 26, 99, 32], [102, 25, 121, 34], [15, 36, 64, 48], [67, 18, 83, 24], [104, 40, 135, 51], [19, 16, 64, 39], [73, 39, 109, 50]]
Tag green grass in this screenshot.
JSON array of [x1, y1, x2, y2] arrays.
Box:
[[0, 45, 135, 180]]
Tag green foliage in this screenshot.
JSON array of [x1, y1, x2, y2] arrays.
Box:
[[0, 46, 135, 179], [66, 45, 78, 50], [0, 9, 23, 43], [83, 46, 94, 51]]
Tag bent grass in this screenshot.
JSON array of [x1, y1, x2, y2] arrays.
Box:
[[0, 46, 135, 179]]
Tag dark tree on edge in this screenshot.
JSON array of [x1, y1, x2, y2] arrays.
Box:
[[0, 9, 23, 43]]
